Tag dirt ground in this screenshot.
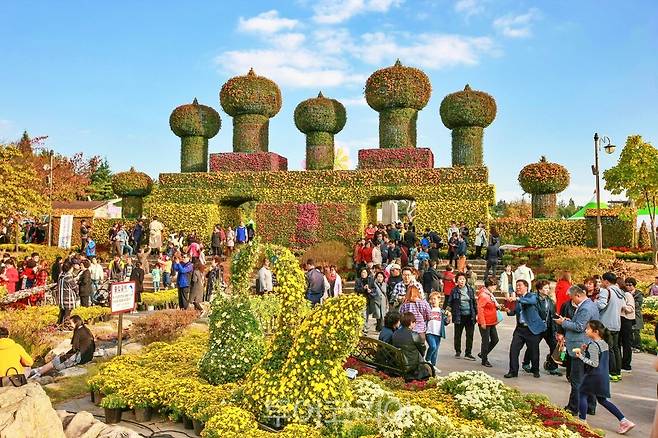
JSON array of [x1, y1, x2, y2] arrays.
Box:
[[624, 261, 658, 284]]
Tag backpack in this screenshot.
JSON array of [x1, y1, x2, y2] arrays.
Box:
[[85, 240, 96, 257]]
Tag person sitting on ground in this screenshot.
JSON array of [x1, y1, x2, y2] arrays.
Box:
[[0, 326, 33, 385], [391, 311, 432, 381], [379, 310, 400, 344], [30, 315, 95, 378]]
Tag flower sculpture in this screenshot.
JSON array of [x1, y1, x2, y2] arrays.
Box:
[[365, 59, 431, 149], [169, 98, 221, 172], [440, 84, 497, 166], [220, 68, 282, 153], [294, 92, 346, 170], [111, 167, 153, 219], [518, 156, 570, 218]]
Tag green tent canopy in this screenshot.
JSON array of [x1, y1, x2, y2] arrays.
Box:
[[568, 200, 609, 220]]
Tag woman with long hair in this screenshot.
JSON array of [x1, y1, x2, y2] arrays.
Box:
[[399, 284, 431, 342]]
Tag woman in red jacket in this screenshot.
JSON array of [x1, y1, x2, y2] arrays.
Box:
[[477, 277, 502, 368], [360, 241, 374, 264], [554, 271, 572, 315]]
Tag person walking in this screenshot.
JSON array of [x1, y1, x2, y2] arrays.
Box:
[[504, 279, 546, 379], [225, 226, 235, 257], [474, 222, 487, 259], [575, 320, 636, 434], [554, 285, 600, 415], [77, 260, 92, 307], [57, 261, 78, 325], [596, 272, 625, 381], [368, 271, 387, 331], [513, 260, 534, 285], [305, 259, 325, 306], [485, 240, 501, 278], [449, 273, 477, 361], [499, 265, 516, 300], [477, 278, 502, 367], [620, 278, 637, 371], [129, 261, 145, 304], [630, 279, 644, 352], [425, 292, 448, 372], [211, 225, 222, 257], [258, 258, 273, 294], [189, 261, 205, 311], [522, 280, 561, 376], [399, 285, 430, 341]]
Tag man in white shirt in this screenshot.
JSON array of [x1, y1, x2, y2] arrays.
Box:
[[514, 261, 535, 285]]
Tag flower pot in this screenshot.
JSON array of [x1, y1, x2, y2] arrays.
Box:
[[147, 305, 155, 311], [134, 406, 153, 422], [104, 408, 122, 424], [183, 415, 194, 429], [94, 391, 104, 406], [193, 419, 205, 436]]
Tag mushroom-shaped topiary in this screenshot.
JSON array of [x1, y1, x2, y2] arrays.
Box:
[[518, 156, 570, 218], [294, 92, 347, 170], [365, 60, 431, 149], [440, 84, 497, 166], [220, 68, 282, 153], [169, 98, 221, 172], [112, 167, 154, 219]]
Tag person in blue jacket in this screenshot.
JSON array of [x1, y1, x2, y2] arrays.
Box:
[[505, 279, 547, 378], [235, 221, 248, 244], [172, 253, 193, 309]]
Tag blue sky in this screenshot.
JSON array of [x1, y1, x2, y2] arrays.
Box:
[[1, 0, 657, 204]]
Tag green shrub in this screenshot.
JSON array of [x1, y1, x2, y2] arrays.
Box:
[[543, 246, 616, 283]]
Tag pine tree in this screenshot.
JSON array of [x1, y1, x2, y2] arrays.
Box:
[[88, 158, 115, 200]]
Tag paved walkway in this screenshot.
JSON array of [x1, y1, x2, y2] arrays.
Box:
[[367, 317, 656, 437]]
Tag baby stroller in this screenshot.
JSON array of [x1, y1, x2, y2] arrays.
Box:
[[92, 280, 111, 306]]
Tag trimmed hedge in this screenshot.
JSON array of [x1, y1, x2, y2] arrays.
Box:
[[518, 157, 570, 195], [358, 147, 434, 169], [584, 214, 635, 248], [209, 152, 288, 172], [145, 167, 494, 249], [440, 84, 496, 166], [492, 218, 587, 247]]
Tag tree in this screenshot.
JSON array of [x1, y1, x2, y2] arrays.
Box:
[[491, 200, 507, 218], [604, 134, 658, 267], [15, 131, 102, 201], [88, 158, 115, 200], [558, 198, 579, 218], [0, 144, 50, 248]]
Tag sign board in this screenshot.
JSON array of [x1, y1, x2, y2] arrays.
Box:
[[110, 281, 136, 314], [57, 214, 74, 249]]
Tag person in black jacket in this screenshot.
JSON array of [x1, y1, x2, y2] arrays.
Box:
[[130, 260, 145, 304], [29, 315, 95, 377], [422, 260, 442, 295], [391, 312, 431, 380], [449, 273, 477, 360], [78, 260, 93, 307]]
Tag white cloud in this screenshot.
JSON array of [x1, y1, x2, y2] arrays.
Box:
[[493, 8, 541, 38], [455, 0, 485, 17], [340, 96, 368, 106], [353, 32, 494, 69], [312, 0, 402, 24], [238, 10, 298, 34]]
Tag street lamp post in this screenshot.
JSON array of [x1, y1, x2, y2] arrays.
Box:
[[592, 133, 616, 252], [45, 149, 54, 246]]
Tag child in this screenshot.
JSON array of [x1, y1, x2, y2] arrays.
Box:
[[575, 320, 635, 434], [425, 291, 449, 373], [151, 264, 161, 292]]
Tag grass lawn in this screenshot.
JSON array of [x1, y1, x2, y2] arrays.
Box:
[[44, 361, 103, 405]]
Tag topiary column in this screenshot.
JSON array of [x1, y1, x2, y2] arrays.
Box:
[[111, 167, 153, 219], [220, 68, 282, 153], [518, 156, 570, 218], [294, 92, 346, 170], [365, 60, 431, 149], [169, 98, 221, 173], [440, 84, 497, 166]]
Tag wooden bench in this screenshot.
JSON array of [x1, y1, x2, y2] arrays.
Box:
[[351, 336, 436, 381]]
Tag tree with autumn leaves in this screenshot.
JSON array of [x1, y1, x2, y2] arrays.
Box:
[[14, 131, 115, 202], [604, 134, 658, 267]]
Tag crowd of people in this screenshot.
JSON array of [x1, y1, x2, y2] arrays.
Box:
[[301, 221, 644, 434]]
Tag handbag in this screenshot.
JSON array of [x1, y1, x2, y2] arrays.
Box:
[[550, 338, 565, 365], [496, 310, 504, 325], [1, 367, 27, 387]]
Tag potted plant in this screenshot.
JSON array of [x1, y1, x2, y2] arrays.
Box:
[[133, 402, 153, 422], [100, 393, 127, 424]]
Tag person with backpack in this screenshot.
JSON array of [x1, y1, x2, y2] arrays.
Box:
[[84, 237, 96, 258], [596, 272, 625, 381]]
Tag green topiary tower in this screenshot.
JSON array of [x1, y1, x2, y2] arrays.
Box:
[[294, 92, 347, 170], [518, 156, 570, 218], [169, 98, 221, 172], [220, 68, 282, 153], [365, 60, 431, 149], [440, 84, 497, 166], [111, 167, 153, 219]]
